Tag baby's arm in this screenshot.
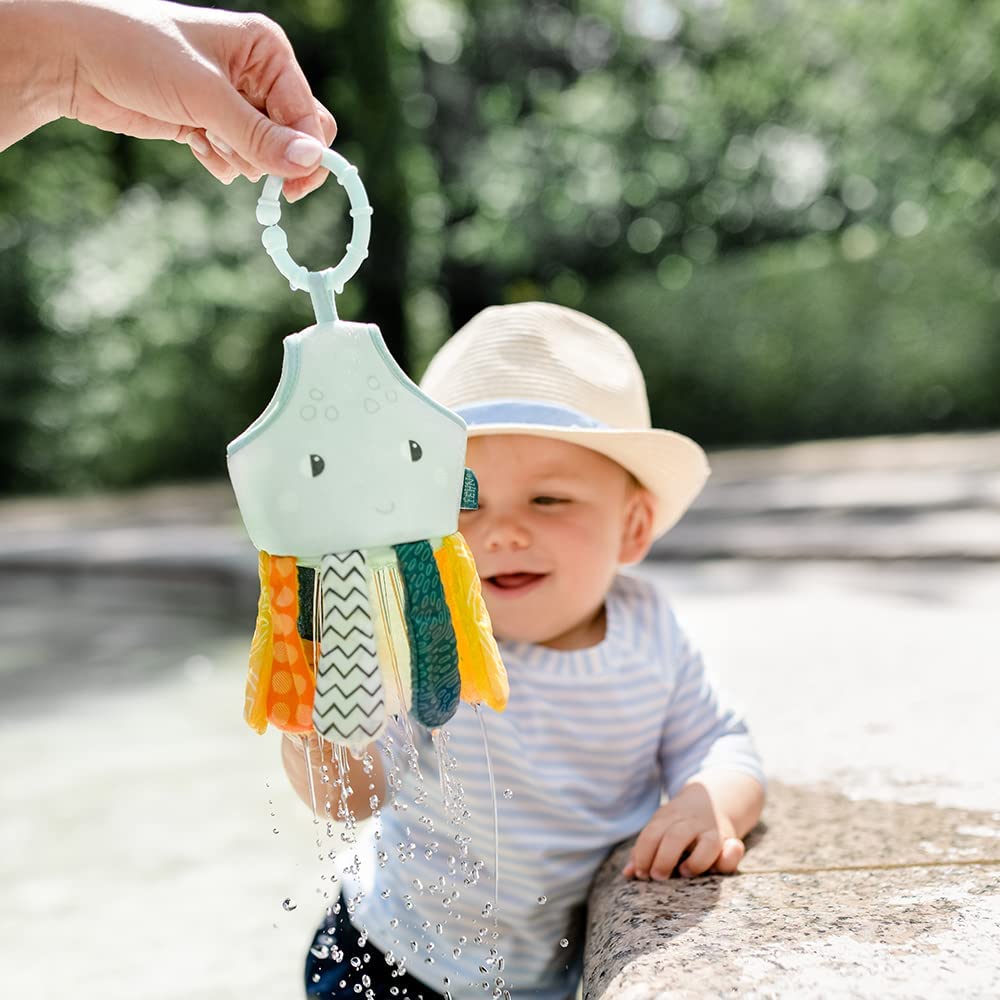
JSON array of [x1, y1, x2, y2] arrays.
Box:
[[281, 732, 388, 822], [624, 607, 765, 881]]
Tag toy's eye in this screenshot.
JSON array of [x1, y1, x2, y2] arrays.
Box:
[[409, 440, 423, 462], [310, 454, 326, 477]]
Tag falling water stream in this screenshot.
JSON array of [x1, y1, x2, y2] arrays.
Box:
[[280, 571, 514, 998]]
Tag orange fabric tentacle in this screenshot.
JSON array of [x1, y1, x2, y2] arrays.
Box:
[[265, 556, 316, 733], [245, 551, 275, 734]]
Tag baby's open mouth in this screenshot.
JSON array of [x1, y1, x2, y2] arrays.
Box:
[[486, 572, 547, 593]]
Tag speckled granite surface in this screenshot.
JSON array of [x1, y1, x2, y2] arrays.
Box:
[[741, 781, 1000, 872], [583, 782, 1000, 999]]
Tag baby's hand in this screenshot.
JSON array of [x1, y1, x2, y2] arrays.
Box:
[[622, 782, 745, 880]]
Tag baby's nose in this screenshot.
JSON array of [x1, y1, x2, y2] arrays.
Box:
[[483, 514, 530, 552]]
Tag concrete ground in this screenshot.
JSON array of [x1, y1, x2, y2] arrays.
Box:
[[1, 432, 998, 999]]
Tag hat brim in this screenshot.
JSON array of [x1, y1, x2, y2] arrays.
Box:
[[464, 423, 710, 538]]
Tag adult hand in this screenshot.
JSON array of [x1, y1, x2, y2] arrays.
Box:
[[2, 0, 336, 201]]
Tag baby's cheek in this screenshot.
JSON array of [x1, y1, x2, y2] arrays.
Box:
[[457, 514, 486, 559]]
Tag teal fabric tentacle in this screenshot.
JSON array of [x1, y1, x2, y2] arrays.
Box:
[[394, 540, 460, 728]]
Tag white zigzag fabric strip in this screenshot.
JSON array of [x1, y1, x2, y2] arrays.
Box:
[[314, 550, 387, 750]]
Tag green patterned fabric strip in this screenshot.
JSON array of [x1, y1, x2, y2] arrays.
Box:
[[394, 539, 460, 728], [461, 467, 479, 510], [297, 565, 315, 640]]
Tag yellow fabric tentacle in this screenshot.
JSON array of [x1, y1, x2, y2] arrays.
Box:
[[244, 550, 274, 734], [367, 549, 413, 716], [434, 532, 509, 712]]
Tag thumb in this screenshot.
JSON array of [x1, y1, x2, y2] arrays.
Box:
[[714, 837, 745, 875], [208, 85, 327, 178]]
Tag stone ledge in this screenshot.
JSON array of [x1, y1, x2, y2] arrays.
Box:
[[583, 782, 1000, 999], [1, 432, 998, 574]]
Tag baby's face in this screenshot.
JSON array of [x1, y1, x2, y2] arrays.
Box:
[[460, 434, 646, 650]]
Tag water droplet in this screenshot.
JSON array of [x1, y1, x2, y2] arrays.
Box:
[[453, 947, 462, 958], [311, 973, 321, 983], [310, 944, 330, 960], [282, 898, 297, 911], [537, 895, 547, 905], [272, 827, 280, 835], [560, 938, 569, 948], [502, 788, 513, 799]]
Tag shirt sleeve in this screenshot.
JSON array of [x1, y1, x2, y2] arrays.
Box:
[[657, 603, 766, 799]]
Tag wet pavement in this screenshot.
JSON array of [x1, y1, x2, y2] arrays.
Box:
[[1, 432, 998, 999]]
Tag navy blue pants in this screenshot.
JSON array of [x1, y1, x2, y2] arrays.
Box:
[[304, 898, 447, 1000]]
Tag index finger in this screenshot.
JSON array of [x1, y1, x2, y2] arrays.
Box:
[[196, 15, 329, 177], [229, 14, 324, 142]]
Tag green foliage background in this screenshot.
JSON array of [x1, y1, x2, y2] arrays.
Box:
[[1, 0, 998, 493]]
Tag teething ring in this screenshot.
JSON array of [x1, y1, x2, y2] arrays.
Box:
[[255, 148, 373, 321]]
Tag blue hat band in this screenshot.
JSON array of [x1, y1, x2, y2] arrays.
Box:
[[454, 399, 608, 430]]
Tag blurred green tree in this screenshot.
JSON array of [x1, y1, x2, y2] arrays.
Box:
[[0, 0, 998, 492]]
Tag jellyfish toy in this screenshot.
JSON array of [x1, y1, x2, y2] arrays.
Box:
[[227, 150, 507, 752]]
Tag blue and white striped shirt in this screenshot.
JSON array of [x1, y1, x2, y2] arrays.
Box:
[[348, 572, 764, 999]]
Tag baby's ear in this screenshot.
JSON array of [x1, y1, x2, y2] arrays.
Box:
[[619, 485, 657, 566]]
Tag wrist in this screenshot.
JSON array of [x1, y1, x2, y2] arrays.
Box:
[[682, 769, 764, 839], [0, 1, 76, 137]]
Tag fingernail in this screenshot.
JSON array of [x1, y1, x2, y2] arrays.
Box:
[[285, 135, 325, 167], [205, 131, 233, 156], [186, 133, 210, 157]]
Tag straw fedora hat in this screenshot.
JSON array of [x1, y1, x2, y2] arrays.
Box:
[[419, 301, 710, 538]]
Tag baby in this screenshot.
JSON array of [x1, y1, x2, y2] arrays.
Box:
[[284, 302, 765, 1000]]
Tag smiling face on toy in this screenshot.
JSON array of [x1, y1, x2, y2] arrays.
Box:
[[228, 321, 467, 560]]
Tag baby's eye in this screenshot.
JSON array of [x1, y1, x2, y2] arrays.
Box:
[[532, 496, 566, 506]]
